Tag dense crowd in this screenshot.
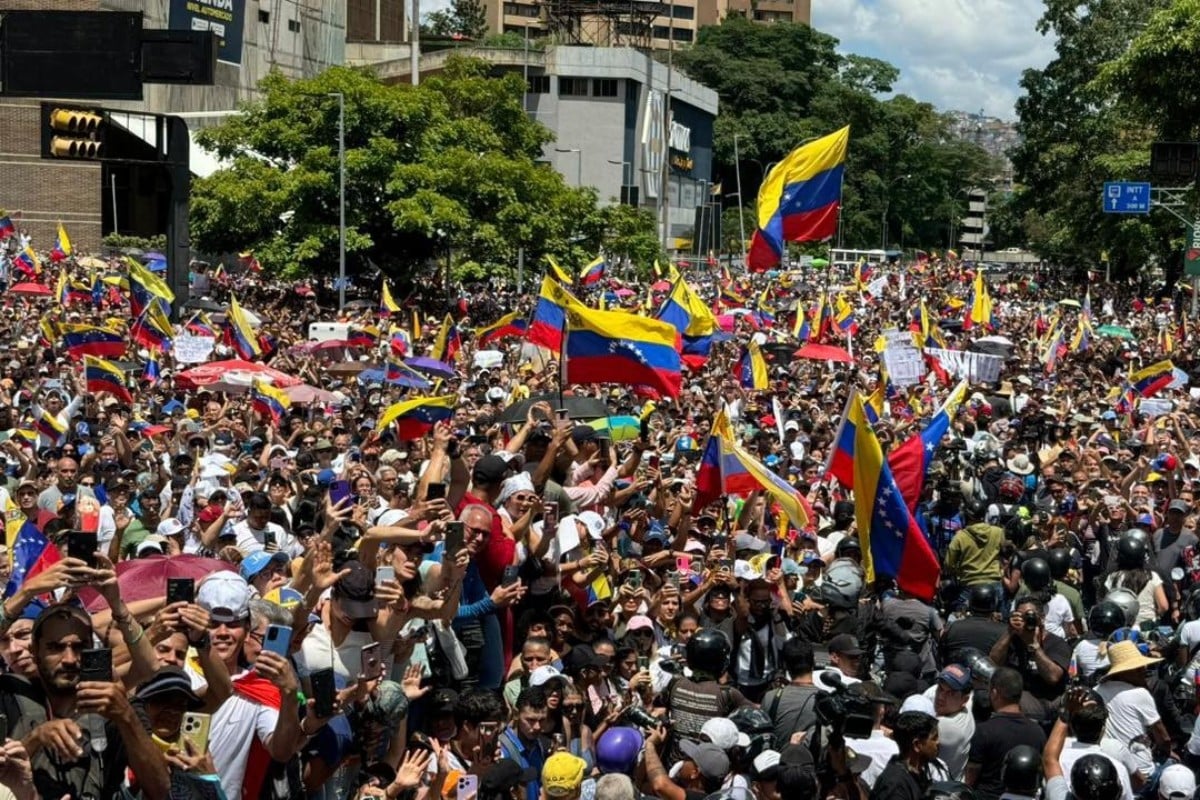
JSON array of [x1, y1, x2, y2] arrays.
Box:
[[0, 232, 1198, 800]]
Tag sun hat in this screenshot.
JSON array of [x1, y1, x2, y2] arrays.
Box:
[[1103, 640, 1162, 678]]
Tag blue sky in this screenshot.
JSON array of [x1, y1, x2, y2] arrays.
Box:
[[813, 0, 1057, 120]]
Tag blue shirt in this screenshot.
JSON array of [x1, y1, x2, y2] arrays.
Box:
[[499, 726, 546, 800]]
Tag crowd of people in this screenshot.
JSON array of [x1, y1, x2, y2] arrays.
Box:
[[0, 234, 1197, 800]]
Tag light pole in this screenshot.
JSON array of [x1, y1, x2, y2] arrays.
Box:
[[733, 133, 747, 262], [607, 158, 631, 203], [329, 92, 346, 311], [555, 147, 582, 188]]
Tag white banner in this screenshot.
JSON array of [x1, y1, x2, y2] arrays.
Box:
[[882, 347, 926, 388], [173, 334, 216, 364], [923, 347, 1004, 384]]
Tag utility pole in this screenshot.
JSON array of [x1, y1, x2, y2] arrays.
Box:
[[411, 0, 421, 85], [330, 92, 346, 311]]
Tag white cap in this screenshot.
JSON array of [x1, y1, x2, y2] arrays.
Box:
[[784, 420, 799, 432], [136, 535, 167, 556], [733, 559, 763, 581], [752, 750, 781, 776], [529, 665, 564, 687], [899, 695, 936, 716], [377, 509, 407, 527], [577, 510, 606, 539], [1159, 764, 1196, 799], [156, 517, 185, 537], [486, 386, 506, 402], [701, 717, 750, 750], [197, 572, 251, 623]]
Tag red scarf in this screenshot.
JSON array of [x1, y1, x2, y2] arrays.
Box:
[[233, 671, 283, 800]]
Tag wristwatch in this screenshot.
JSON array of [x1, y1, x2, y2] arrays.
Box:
[[189, 632, 211, 650]]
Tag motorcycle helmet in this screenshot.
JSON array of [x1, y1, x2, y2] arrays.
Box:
[[1116, 531, 1148, 570], [1001, 745, 1042, 797], [998, 473, 1025, 502], [1104, 588, 1140, 627], [595, 727, 643, 774], [1069, 754, 1122, 800], [728, 707, 773, 760], [1087, 602, 1125, 638], [963, 497, 988, 523], [686, 629, 731, 679], [1045, 548, 1072, 580], [1021, 557, 1052, 592], [968, 584, 999, 614], [925, 782, 977, 800]]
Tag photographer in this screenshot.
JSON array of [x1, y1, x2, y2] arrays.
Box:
[[987, 597, 1069, 721], [730, 578, 790, 703]]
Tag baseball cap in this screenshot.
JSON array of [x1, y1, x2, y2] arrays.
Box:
[[1169, 499, 1190, 514], [472, 454, 510, 486], [752, 750, 781, 780], [316, 469, 337, 486], [625, 615, 654, 632], [701, 717, 751, 750], [936, 664, 972, 692], [577, 510, 605, 539], [332, 560, 379, 619], [542, 752, 587, 797], [899, 695, 936, 716], [240, 550, 289, 581], [481, 760, 538, 796], [827, 633, 863, 657], [1158, 764, 1196, 799], [197, 572, 251, 623], [429, 688, 459, 716], [155, 517, 186, 537], [679, 741, 731, 781], [135, 666, 203, 709], [136, 535, 168, 556], [570, 425, 598, 445], [32, 603, 93, 641], [734, 532, 769, 553], [529, 665, 565, 687]]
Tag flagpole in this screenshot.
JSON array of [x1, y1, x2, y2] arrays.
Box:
[[557, 311, 568, 414]]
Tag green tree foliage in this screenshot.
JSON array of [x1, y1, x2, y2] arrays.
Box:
[[674, 17, 996, 252], [424, 0, 488, 40], [190, 61, 658, 282], [1012, 0, 1175, 276]]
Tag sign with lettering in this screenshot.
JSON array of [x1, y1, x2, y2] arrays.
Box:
[[169, 0, 244, 65]]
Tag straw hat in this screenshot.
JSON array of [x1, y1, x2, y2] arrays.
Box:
[[1103, 641, 1161, 678]]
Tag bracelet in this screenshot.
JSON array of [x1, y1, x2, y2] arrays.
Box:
[[124, 624, 145, 646]]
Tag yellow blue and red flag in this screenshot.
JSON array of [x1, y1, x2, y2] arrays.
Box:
[[1130, 360, 1175, 398], [375, 395, 457, 440], [962, 271, 995, 331], [63, 324, 125, 359], [431, 315, 461, 363], [476, 311, 528, 346], [84, 355, 132, 404], [49, 222, 71, 262], [227, 295, 261, 360], [251, 380, 292, 424], [0, 216, 14, 240], [748, 126, 849, 271], [579, 255, 607, 286], [546, 255, 574, 285], [528, 275, 575, 353], [385, 359, 432, 390], [656, 279, 717, 368], [34, 411, 67, 444], [563, 301, 682, 399], [380, 281, 401, 318], [131, 299, 174, 352], [737, 340, 769, 390], [13, 246, 39, 278], [142, 353, 161, 385], [834, 294, 858, 335]]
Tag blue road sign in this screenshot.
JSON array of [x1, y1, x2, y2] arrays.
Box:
[[1103, 181, 1152, 214]]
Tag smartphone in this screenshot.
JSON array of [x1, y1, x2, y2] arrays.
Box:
[[166, 577, 195, 605], [676, 557, 692, 574], [458, 774, 479, 800], [375, 566, 396, 587], [310, 668, 336, 718], [0, 713, 8, 742], [269, 457, 286, 470], [80, 648, 113, 683], [361, 642, 381, 679], [689, 557, 702, 573], [425, 482, 446, 502], [499, 565, 521, 587], [178, 712, 211, 754], [262, 625, 293, 658], [444, 521, 465, 555], [66, 531, 98, 568], [555, 408, 570, 422], [263, 530, 277, 549], [543, 501, 559, 529], [551, 732, 566, 751], [329, 480, 352, 507], [711, 533, 728, 550], [637, 656, 650, 671], [478, 721, 499, 752], [626, 569, 642, 590], [666, 570, 681, 590], [649, 453, 661, 470]]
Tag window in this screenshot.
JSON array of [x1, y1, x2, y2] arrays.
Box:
[[559, 78, 589, 97], [673, 26, 693, 41], [593, 79, 618, 97], [503, 3, 540, 16], [672, 5, 695, 19], [528, 75, 550, 94], [288, 19, 300, 32], [652, 25, 670, 39], [258, 9, 270, 23]]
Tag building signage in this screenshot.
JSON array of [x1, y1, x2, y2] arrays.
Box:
[[169, 0, 245, 66], [641, 89, 663, 200], [669, 120, 690, 153]]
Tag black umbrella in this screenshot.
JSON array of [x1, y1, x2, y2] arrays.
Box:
[[760, 342, 794, 364], [499, 392, 609, 423], [184, 298, 225, 312], [967, 341, 1013, 357]]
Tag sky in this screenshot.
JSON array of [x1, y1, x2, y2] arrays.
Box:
[[813, 0, 1058, 120]]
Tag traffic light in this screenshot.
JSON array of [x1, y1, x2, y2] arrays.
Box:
[[41, 103, 106, 159]]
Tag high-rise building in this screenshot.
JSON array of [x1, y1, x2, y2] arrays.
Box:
[[484, 0, 810, 50]]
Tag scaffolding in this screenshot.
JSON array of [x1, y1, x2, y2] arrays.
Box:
[[538, 0, 667, 48]]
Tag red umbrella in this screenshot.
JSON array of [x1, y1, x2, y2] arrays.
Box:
[[651, 280, 671, 292], [794, 343, 855, 364], [10, 282, 51, 296], [175, 359, 303, 390], [78, 554, 236, 612], [284, 383, 337, 404]]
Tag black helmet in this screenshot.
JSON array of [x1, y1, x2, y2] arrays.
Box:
[[686, 629, 731, 678], [833, 501, 855, 524], [728, 707, 773, 760], [924, 782, 977, 800], [1069, 754, 1122, 800], [1001, 745, 1042, 797], [1021, 557, 1052, 592], [1116, 531, 1148, 570], [962, 497, 987, 523], [836, 537, 862, 556], [1088, 602, 1126, 638], [968, 584, 999, 614], [1046, 548, 1072, 580]]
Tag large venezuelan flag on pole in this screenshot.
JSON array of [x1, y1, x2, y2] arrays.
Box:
[[528, 275, 575, 353], [748, 126, 849, 272], [563, 302, 682, 399], [847, 392, 940, 601]]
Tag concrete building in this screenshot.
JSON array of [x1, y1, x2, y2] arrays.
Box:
[[371, 45, 719, 250], [0, 0, 346, 251], [484, 0, 810, 50]]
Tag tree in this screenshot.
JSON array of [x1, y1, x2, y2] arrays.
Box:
[[190, 60, 658, 282], [423, 0, 488, 40]]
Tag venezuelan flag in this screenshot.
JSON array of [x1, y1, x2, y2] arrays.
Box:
[[55, 267, 69, 306], [375, 395, 457, 440], [748, 127, 849, 272], [476, 311, 528, 346], [834, 295, 858, 335], [847, 392, 940, 601], [586, 573, 613, 604], [1131, 360, 1175, 398], [528, 275, 575, 352], [563, 302, 682, 399], [737, 340, 769, 390], [656, 279, 717, 369], [349, 326, 379, 349], [0, 216, 14, 240], [719, 284, 746, 308], [380, 281, 401, 318], [546, 255, 574, 285], [126, 257, 175, 305], [251, 380, 292, 424], [864, 384, 885, 425], [14, 247, 39, 278], [131, 301, 173, 351], [579, 255, 607, 286], [963, 271, 995, 331], [143, 353, 161, 385], [227, 295, 261, 360], [84, 355, 132, 403], [35, 411, 67, 444], [185, 312, 216, 337], [431, 315, 461, 363], [49, 222, 71, 262], [888, 380, 967, 511], [385, 359, 432, 390], [64, 325, 126, 359], [389, 330, 411, 357]]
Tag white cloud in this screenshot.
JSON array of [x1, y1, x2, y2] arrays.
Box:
[[813, 0, 1056, 119]]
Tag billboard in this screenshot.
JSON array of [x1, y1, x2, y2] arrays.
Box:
[[169, 0, 244, 66]]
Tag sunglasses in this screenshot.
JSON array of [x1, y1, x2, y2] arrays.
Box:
[[563, 704, 583, 712]]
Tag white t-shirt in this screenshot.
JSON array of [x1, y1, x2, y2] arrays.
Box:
[[920, 685, 975, 781], [1177, 620, 1200, 682], [1043, 593, 1075, 639], [231, 519, 302, 558], [1059, 741, 1134, 800], [1095, 680, 1160, 773], [209, 683, 280, 800], [844, 729, 898, 789], [1070, 639, 1109, 681], [294, 622, 374, 684]]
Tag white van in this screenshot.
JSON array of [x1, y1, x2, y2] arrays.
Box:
[[308, 322, 351, 342]]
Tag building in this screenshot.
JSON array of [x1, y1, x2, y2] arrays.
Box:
[[958, 187, 987, 261], [371, 45, 719, 251], [485, 0, 810, 50], [0, 0, 346, 251]]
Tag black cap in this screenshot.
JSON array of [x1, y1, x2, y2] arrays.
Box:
[[471, 454, 510, 486], [570, 425, 598, 445], [430, 688, 459, 715], [135, 666, 203, 709], [480, 760, 539, 795], [332, 560, 378, 619]]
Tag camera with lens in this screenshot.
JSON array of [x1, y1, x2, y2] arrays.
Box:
[[1022, 610, 1040, 630], [814, 675, 875, 741], [618, 705, 660, 731]]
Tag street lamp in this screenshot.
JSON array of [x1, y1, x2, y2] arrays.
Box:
[[328, 92, 346, 311], [555, 147, 582, 188], [607, 158, 632, 205]]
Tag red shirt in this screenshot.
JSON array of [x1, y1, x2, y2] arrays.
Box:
[[457, 492, 512, 590]]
